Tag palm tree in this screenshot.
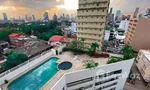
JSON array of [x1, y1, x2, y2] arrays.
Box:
[[91, 42, 99, 53]]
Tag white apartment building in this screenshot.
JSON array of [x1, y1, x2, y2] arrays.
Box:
[[77, 0, 110, 50], [136, 50, 150, 82], [51, 59, 134, 90]]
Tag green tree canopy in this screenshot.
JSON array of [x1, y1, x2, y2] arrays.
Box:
[[121, 45, 135, 60], [4, 51, 28, 70], [0, 28, 19, 42]]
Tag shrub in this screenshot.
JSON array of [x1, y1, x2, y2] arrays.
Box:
[[107, 57, 123, 64], [83, 59, 99, 69]]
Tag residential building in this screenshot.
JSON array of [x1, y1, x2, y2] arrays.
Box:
[[125, 18, 150, 51], [133, 7, 139, 18], [77, 0, 110, 50], [9, 33, 24, 47], [2, 13, 8, 20], [52, 59, 134, 90], [0, 40, 9, 51], [136, 50, 150, 82], [119, 19, 129, 32]]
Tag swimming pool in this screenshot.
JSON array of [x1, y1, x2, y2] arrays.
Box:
[[8, 57, 59, 90]]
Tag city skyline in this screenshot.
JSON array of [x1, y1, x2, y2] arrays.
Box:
[[0, 0, 150, 19]]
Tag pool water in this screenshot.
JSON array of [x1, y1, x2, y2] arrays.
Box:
[[58, 61, 72, 70], [8, 57, 59, 90]]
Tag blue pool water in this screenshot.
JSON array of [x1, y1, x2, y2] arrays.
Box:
[[8, 57, 59, 90]]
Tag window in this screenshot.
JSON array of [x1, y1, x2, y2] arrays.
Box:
[[97, 3, 99, 6], [92, 10, 94, 12], [86, 10, 88, 12], [102, 9, 105, 12]]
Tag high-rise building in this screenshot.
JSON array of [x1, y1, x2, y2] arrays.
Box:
[[119, 19, 129, 32], [127, 15, 131, 20], [77, 0, 110, 50], [133, 7, 139, 18], [2, 13, 8, 20], [44, 12, 49, 20], [32, 14, 36, 21], [110, 7, 113, 14], [25, 15, 28, 21], [125, 18, 150, 51], [51, 59, 134, 90], [146, 8, 150, 16], [53, 13, 57, 22], [115, 10, 121, 21]]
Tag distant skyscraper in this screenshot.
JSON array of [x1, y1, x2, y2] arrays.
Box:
[[127, 15, 131, 20], [44, 12, 49, 20], [146, 8, 150, 15], [28, 17, 32, 22], [2, 13, 8, 20], [133, 7, 139, 18], [53, 13, 57, 22], [115, 10, 121, 21], [110, 8, 113, 14], [32, 14, 36, 21], [25, 15, 28, 21]]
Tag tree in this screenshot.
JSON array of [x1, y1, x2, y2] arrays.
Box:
[[19, 24, 32, 35], [114, 25, 119, 29], [0, 28, 19, 42], [91, 42, 99, 53], [4, 52, 28, 70], [121, 45, 135, 60]]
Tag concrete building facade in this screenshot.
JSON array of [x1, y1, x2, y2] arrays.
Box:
[[52, 59, 134, 90], [125, 18, 150, 51], [136, 50, 150, 82], [77, 0, 110, 50]]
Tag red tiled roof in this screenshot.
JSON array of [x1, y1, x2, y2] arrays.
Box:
[[49, 35, 64, 42], [9, 33, 22, 37]]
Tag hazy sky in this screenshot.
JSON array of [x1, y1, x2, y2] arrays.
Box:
[[0, 0, 150, 19]]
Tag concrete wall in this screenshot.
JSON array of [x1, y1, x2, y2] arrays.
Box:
[[131, 18, 150, 51], [51, 59, 134, 90], [0, 50, 55, 85]]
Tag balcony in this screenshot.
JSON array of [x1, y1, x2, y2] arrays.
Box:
[[77, 16, 106, 23], [77, 34, 103, 40], [79, 3, 109, 9], [77, 9, 107, 16], [77, 29, 103, 35], [79, 0, 109, 4], [77, 22, 105, 29]]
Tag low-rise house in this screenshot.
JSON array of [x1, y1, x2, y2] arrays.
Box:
[[9, 33, 25, 47], [136, 50, 150, 82]]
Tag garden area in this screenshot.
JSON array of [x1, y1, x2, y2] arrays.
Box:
[[63, 38, 109, 58]]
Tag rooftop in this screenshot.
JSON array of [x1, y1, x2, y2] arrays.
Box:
[[141, 50, 150, 60], [9, 33, 23, 38]]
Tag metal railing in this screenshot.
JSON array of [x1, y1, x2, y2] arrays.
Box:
[[0, 49, 52, 78]]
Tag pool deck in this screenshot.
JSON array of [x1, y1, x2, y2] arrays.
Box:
[[40, 51, 109, 90], [1, 51, 112, 90]]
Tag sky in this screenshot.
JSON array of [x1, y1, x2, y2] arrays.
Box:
[[0, 0, 150, 19]]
